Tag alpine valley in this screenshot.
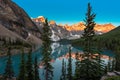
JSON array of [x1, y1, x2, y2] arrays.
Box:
[[0, 0, 115, 45], [0, 0, 120, 80]]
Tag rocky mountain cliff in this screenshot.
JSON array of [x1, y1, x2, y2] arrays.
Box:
[[63, 23, 115, 32], [0, 0, 42, 46], [32, 16, 70, 41], [32, 16, 115, 41], [0, 0, 116, 45]]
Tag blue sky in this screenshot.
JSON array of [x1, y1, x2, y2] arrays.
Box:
[[13, 0, 120, 26]]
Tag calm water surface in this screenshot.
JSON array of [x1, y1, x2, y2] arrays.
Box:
[[0, 42, 114, 80]]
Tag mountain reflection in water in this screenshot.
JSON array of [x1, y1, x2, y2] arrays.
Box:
[[0, 42, 114, 80]]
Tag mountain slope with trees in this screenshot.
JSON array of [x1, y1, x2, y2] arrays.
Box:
[[0, 0, 42, 46], [96, 26, 120, 39], [93, 26, 120, 50]]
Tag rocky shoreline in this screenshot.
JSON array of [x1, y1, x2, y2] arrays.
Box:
[[0, 45, 41, 57]]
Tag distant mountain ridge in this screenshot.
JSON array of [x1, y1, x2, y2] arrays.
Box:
[[93, 26, 120, 50], [98, 26, 120, 39], [0, 0, 116, 45], [32, 16, 115, 33], [32, 16, 115, 41]]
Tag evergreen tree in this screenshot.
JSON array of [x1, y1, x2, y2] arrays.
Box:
[[3, 47, 14, 80], [18, 48, 26, 80], [64, 62, 67, 79], [74, 52, 80, 80], [115, 47, 120, 71], [104, 66, 108, 75], [83, 3, 96, 39], [107, 57, 112, 72], [79, 3, 104, 80], [34, 56, 40, 80], [41, 18, 53, 80], [60, 59, 66, 80], [111, 58, 115, 71], [67, 47, 72, 80], [95, 52, 105, 77], [26, 49, 34, 80]]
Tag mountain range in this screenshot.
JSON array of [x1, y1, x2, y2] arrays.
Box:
[[0, 0, 117, 46], [32, 16, 115, 41]]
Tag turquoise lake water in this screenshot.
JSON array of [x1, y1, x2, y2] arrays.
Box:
[[0, 43, 114, 80]]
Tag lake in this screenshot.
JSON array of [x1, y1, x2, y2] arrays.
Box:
[[0, 42, 114, 80]]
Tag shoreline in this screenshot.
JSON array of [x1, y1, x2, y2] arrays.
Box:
[[0, 45, 41, 57]]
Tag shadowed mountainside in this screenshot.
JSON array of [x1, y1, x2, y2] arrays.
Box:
[[0, 0, 42, 45]]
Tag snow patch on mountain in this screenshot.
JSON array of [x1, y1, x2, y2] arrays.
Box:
[[68, 33, 82, 40], [51, 30, 60, 41]]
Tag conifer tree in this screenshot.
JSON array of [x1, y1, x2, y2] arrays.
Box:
[[3, 47, 14, 80], [74, 52, 80, 80], [18, 48, 26, 80], [111, 58, 115, 71], [107, 57, 112, 72], [115, 47, 120, 71], [67, 47, 72, 80], [60, 59, 66, 80], [64, 62, 67, 79], [79, 3, 104, 80], [104, 66, 108, 75], [95, 52, 105, 77], [83, 3, 96, 39], [26, 49, 34, 80], [34, 56, 40, 80], [41, 18, 53, 80]]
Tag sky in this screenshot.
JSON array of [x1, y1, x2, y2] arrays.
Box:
[[13, 0, 120, 26]]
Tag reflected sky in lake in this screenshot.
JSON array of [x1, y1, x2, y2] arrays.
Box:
[[0, 42, 114, 80]]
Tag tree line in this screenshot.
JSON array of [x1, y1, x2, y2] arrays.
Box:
[[0, 2, 120, 80], [1, 47, 40, 80]]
